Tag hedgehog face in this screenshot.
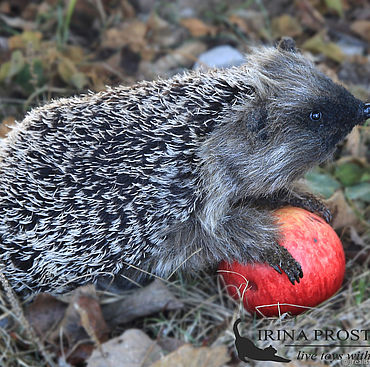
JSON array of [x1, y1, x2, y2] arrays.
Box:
[[302, 85, 367, 153], [264, 83, 367, 169], [223, 42, 370, 195], [256, 43, 369, 163]]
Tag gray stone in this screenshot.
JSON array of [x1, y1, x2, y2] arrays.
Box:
[[336, 34, 366, 56], [193, 45, 245, 70]]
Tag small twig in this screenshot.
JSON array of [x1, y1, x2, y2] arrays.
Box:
[[93, 0, 107, 24], [167, 248, 203, 280], [0, 98, 27, 105], [101, 62, 127, 81], [24, 86, 68, 110], [0, 262, 57, 367]]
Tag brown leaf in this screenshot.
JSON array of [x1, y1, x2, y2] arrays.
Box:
[[25, 293, 67, 340], [52, 285, 109, 347], [271, 14, 303, 38], [57, 57, 77, 83], [67, 344, 96, 366], [295, 0, 325, 31], [103, 21, 147, 51], [63, 45, 85, 63], [151, 344, 230, 367], [36, 286, 110, 365], [140, 41, 206, 79], [8, 31, 42, 50], [82, 64, 110, 91], [228, 10, 267, 40], [147, 13, 171, 33], [351, 20, 370, 42], [120, 0, 136, 18], [57, 56, 88, 89], [25, 287, 110, 365], [103, 28, 124, 49], [0, 2, 11, 14], [345, 126, 364, 158], [180, 18, 217, 37], [0, 116, 15, 138], [326, 190, 359, 230], [147, 13, 184, 49], [21, 3, 39, 21], [102, 280, 183, 327], [157, 337, 186, 354], [43, 45, 60, 67], [87, 329, 162, 367], [228, 15, 250, 34], [302, 31, 345, 63]]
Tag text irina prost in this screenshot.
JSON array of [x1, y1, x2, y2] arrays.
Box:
[[258, 329, 370, 342]]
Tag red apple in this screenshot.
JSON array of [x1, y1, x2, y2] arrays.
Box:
[[218, 207, 345, 317]]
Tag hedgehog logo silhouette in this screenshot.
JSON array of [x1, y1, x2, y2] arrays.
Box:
[[233, 319, 291, 363]]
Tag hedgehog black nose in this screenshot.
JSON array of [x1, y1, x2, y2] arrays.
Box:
[[364, 103, 370, 120]]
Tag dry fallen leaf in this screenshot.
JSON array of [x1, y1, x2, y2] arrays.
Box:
[[271, 14, 303, 38], [150, 344, 230, 367], [295, 0, 325, 31], [57, 56, 88, 89], [147, 13, 185, 49], [53, 286, 110, 365], [103, 21, 147, 51], [25, 293, 67, 340], [21, 2, 39, 21], [82, 64, 110, 91], [120, 0, 136, 19], [228, 14, 250, 34], [87, 329, 162, 367], [0, 116, 15, 138], [0, 2, 11, 14], [228, 10, 267, 39], [8, 31, 42, 50], [350, 20, 370, 42], [140, 41, 207, 79], [51, 286, 109, 347], [63, 45, 85, 63], [326, 190, 359, 230], [26, 286, 110, 365], [102, 279, 183, 327], [345, 126, 366, 158], [180, 18, 217, 37], [302, 32, 345, 63]]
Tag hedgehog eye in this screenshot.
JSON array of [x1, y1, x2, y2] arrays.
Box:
[[310, 111, 322, 121]]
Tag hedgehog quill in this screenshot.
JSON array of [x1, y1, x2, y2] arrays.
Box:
[[0, 39, 369, 297]]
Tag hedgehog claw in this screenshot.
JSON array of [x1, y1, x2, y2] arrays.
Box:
[[272, 264, 282, 274], [266, 245, 303, 285]]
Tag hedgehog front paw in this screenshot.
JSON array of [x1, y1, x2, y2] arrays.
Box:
[[265, 245, 303, 285], [289, 193, 332, 223], [304, 197, 332, 223], [316, 204, 332, 224]]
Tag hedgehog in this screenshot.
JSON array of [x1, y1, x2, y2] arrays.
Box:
[[0, 38, 369, 297]]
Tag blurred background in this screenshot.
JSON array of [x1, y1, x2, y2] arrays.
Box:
[[0, 0, 369, 120]]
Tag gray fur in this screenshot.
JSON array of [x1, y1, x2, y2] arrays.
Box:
[[0, 40, 367, 296]]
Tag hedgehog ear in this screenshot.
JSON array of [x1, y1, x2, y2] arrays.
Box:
[[277, 37, 297, 53]]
